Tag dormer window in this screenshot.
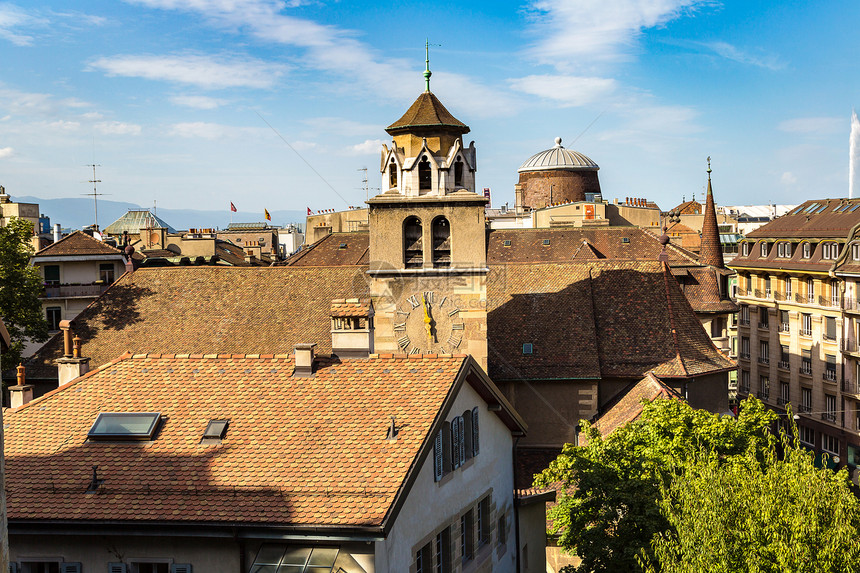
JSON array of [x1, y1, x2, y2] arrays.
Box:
[[803, 242, 812, 258], [760, 242, 768, 257], [822, 242, 839, 260], [404, 216, 423, 268], [742, 242, 750, 256], [777, 242, 791, 258], [853, 243, 860, 261], [389, 159, 398, 189], [454, 157, 464, 188], [432, 216, 451, 268], [88, 412, 161, 441], [419, 156, 432, 192]]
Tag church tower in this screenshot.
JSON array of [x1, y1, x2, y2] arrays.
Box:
[[368, 50, 488, 367]]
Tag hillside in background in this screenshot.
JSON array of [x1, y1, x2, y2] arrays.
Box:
[[13, 196, 307, 232]]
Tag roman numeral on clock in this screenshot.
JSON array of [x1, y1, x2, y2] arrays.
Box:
[[452, 323, 465, 330], [423, 291, 434, 303], [448, 308, 460, 317], [398, 335, 410, 349], [394, 322, 406, 331], [447, 335, 462, 348], [407, 295, 420, 309], [409, 347, 421, 355]]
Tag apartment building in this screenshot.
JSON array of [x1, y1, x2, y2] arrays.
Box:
[[730, 198, 860, 473]]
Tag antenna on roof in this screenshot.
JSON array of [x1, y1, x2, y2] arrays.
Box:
[[83, 164, 110, 232]]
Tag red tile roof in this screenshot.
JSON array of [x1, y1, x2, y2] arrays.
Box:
[[5, 353, 475, 526], [282, 233, 370, 266], [593, 373, 682, 437], [330, 298, 373, 317], [33, 231, 125, 258], [745, 198, 860, 239]]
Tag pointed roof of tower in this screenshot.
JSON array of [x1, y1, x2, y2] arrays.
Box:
[[385, 92, 469, 136], [699, 158, 725, 269]]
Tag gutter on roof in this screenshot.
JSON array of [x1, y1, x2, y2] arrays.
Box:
[[728, 265, 831, 276]]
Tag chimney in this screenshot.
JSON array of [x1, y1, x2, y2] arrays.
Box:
[[293, 343, 316, 377], [122, 230, 130, 247], [124, 245, 136, 274], [52, 223, 61, 243], [55, 323, 90, 385], [9, 364, 33, 408]]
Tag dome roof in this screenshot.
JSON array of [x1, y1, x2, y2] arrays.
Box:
[[518, 137, 599, 173]]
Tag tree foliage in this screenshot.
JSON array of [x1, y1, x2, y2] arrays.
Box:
[[535, 398, 777, 573], [642, 432, 860, 573], [0, 217, 48, 369]]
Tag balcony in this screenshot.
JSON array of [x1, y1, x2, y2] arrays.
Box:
[[800, 328, 813, 337], [842, 339, 860, 355], [800, 363, 813, 376], [773, 291, 786, 301], [758, 356, 770, 365], [799, 404, 811, 413], [40, 283, 108, 299], [737, 287, 749, 297], [845, 297, 860, 313], [824, 370, 838, 382], [842, 379, 860, 396], [823, 333, 837, 343], [778, 360, 790, 370], [795, 293, 809, 304], [739, 318, 750, 327], [758, 322, 770, 330], [757, 391, 770, 401], [739, 352, 751, 361], [821, 412, 837, 423], [779, 323, 790, 333], [777, 397, 789, 406]]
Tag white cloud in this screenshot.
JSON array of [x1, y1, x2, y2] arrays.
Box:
[[95, 121, 142, 135], [508, 75, 617, 107], [0, 4, 36, 46], [524, 0, 709, 69], [170, 94, 226, 109], [701, 41, 784, 70], [0, 146, 14, 158], [47, 119, 81, 131], [0, 86, 91, 117], [778, 117, 844, 135], [345, 139, 384, 155], [781, 171, 797, 185], [88, 53, 286, 90]]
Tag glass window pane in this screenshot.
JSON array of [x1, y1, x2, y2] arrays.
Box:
[[282, 547, 312, 565], [308, 548, 338, 566], [276, 567, 304, 573], [250, 567, 279, 573], [255, 544, 288, 564], [88, 412, 160, 440]]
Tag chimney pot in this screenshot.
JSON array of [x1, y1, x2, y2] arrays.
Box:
[[59, 320, 73, 357], [293, 343, 317, 377], [16, 364, 25, 386], [73, 335, 82, 358], [10, 364, 33, 408]]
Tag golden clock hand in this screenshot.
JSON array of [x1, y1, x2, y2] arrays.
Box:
[[422, 294, 433, 345]]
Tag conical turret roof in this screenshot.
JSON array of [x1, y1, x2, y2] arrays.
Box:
[[385, 92, 469, 135], [700, 162, 725, 269]]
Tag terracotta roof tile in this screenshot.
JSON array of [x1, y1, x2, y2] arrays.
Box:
[[385, 92, 469, 134], [33, 231, 125, 258], [282, 233, 370, 267], [5, 354, 466, 526], [329, 297, 372, 317], [593, 373, 682, 436], [746, 198, 860, 239]]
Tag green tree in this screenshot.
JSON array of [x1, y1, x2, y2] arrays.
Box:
[[535, 398, 777, 573], [0, 217, 48, 369], [643, 433, 860, 573]]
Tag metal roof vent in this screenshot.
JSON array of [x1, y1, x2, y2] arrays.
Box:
[[522, 343, 534, 355], [503, 240, 512, 247]]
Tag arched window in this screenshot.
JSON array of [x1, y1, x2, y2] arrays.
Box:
[[432, 216, 451, 267], [404, 216, 423, 268], [389, 159, 397, 189], [454, 157, 464, 188], [419, 156, 432, 192]]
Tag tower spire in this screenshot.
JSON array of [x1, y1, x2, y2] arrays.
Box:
[[699, 156, 725, 268], [424, 39, 432, 92]]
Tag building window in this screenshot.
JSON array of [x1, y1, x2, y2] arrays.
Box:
[[435, 526, 452, 573], [389, 159, 398, 189], [760, 242, 768, 257], [99, 263, 115, 283], [478, 495, 491, 546], [801, 313, 812, 337], [777, 242, 787, 257], [741, 369, 750, 393], [461, 510, 475, 563], [130, 565, 171, 573], [824, 355, 837, 381], [20, 563, 62, 573], [44, 264, 60, 286], [46, 306, 62, 331], [801, 388, 812, 413], [779, 381, 790, 405], [404, 216, 423, 268], [759, 340, 769, 364], [823, 242, 840, 260], [822, 434, 840, 455], [803, 242, 812, 258], [854, 243, 860, 261], [419, 156, 432, 192], [417, 541, 433, 573], [801, 348, 812, 375], [432, 217, 451, 268], [779, 345, 790, 369], [824, 394, 837, 422], [742, 242, 750, 256], [739, 304, 750, 325], [785, 278, 792, 300], [779, 310, 790, 332], [806, 278, 815, 301], [498, 514, 507, 546], [759, 376, 770, 400], [454, 157, 464, 188], [764, 277, 772, 298], [825, 317, 837, 341], [830, 281, 840, 306], [799, 425, 815, 446], [759, 307, 769, 329], [740, 336, 750, 359]]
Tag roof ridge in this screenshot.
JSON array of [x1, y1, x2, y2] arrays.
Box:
[[34, 230, 125, 256], [660, 261, 689, 377]]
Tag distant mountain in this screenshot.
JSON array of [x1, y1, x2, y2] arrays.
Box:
[[13, 196, 307, 232]]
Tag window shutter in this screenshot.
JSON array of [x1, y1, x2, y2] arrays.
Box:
[[451, 417, 461, 469], [9, 564, 18, 573], [109, 564, 127, 573], [457, 415, 466, 466], [61, 565, 82, 573], [471, 407, 479, 456], [433, 430, 444, 481], [171, 565, 193, 573]]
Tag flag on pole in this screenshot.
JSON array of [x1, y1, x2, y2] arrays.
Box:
[[307, 207, 312, 215], [264, 209, 271, 221], [230, 202, 237, 212]]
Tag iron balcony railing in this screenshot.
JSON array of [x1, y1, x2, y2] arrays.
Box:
[[824, 370, 838, 382], [777, 360, 790, 370], [758, 356, 770, 365], [800, 363, 813, 376]]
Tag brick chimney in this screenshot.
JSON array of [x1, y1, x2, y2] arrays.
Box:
[[293, 343, 316, 377], [9, 364, 33, 408], [55, 321, 90, 385]]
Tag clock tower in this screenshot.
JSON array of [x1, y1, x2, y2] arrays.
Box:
[[368, 56, 488, 368]]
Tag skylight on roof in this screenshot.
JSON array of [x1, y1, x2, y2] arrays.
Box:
[[88, 412, 161, 441], [804, 203, 820, 213], [203, 419, 229, 440]]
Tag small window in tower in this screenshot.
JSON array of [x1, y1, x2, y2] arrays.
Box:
[[432, 216, 451, 268], [454, 157, 464, 188], [419, 156, 432, 192], [404, 216, 423, 268], [389, 159, 398, 189]]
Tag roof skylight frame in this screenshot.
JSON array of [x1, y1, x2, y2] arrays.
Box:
[[203, 419, 230, 440], [88, 412, 161, 441]]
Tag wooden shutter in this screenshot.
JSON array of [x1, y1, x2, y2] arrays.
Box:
[[471, 407, 479, 456], [60, 565, 82, 573], [109, 564, 128, 573], [171, 565, 193, 573], [433, 430, 444, 481], [457, 415, 466, 466], [451, 417, 461, 469]]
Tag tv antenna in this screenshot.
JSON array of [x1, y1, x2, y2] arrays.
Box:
[[357, 167, 379, 201], [83, 164, 110, 231]]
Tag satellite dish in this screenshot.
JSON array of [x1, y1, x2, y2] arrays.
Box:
[[92, 231, 103, 241]]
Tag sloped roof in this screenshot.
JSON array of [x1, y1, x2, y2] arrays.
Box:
[[486, 261, 736, 381], [386, 92, 469, 135], [281, 232, 370, 266], [104, 210, 177, 235], [593, 373, 682, 437], [23, 266, 370, 380], [745, 198, 860, 239], [730, 237, 832, 274], [330, 298, 373, 317], [5, 353, 469, 526], [678, 267, 738, 313], [33, 231, 125, 258]]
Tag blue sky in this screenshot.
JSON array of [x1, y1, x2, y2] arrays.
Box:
[[1, 0, 858, 220]]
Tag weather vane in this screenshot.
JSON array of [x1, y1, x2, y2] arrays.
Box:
[[424, 39, 441, 92]]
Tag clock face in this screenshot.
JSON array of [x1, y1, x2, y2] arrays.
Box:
[[393, 291, 465, 354]]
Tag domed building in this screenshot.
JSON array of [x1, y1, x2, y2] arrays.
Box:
[[514, 137, 602, 210]]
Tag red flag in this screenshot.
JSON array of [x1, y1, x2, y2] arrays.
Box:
[[307, 207, 312, 215], [230, 202, 237, 212], [264, 208, 271, 221]]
